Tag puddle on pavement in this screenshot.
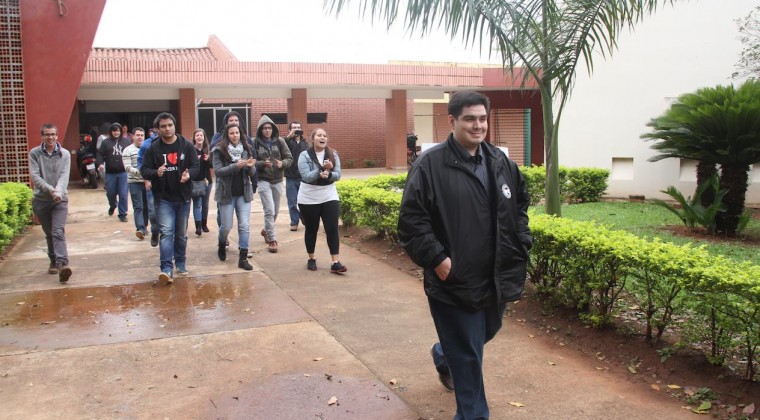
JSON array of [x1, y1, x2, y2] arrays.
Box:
[[0, 274, 265, 351]]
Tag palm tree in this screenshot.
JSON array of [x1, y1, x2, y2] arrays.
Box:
[[324, 0, 672, 216], [643, 81, 760, 235]]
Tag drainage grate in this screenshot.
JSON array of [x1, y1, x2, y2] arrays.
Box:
[[0, 0, 29, 184]]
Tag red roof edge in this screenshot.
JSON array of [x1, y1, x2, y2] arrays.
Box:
[[207, 35, 237, 61]]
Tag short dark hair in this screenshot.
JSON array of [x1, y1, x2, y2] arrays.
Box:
[[40, 123, 57, 134], [448, 91, 490, 118], [153, 112, 176, 129], [289, 121, 301, 129], [133, 127, 145, 135]]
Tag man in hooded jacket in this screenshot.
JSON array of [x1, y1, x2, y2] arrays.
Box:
[[97, 122, 132, 222], [254, 115, 293, 253]]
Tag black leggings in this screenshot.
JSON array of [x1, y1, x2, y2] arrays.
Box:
[[298, 200, 340, 255]]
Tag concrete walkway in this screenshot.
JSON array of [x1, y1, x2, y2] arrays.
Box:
[[0, 170, 693, 419]]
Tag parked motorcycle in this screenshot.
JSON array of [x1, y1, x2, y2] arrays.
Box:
[[77, 135, 98, 189]]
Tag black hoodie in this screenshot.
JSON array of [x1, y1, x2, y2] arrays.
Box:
[[96, 122, 131, 173]]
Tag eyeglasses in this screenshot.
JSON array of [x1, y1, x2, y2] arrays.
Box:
[[42, 133, 57, 137]]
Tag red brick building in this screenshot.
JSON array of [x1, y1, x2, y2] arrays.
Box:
[[2, 0, 543, 183]]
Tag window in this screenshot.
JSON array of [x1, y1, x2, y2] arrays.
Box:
[[307, 113, 328, 124], [261, 113, 287, 125]]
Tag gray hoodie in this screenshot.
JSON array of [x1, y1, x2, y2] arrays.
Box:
[[254, 115, 293, 183]]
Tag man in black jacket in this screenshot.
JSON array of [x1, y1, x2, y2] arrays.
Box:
[[284, 121, 309, 231], [97, 122, 131, 222], [140, 112, 199, 284], [398, 91, 532, 419]]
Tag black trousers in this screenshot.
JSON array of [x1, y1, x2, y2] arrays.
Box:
[[298, 200, 340, 255]]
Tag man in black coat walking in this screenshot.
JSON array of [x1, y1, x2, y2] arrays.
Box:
[[398, 91, 532, 419]]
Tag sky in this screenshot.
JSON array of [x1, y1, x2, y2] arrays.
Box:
[[93, 0, 502, 65]]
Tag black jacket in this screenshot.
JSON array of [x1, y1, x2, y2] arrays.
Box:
[[398, 134, 532, 310], [139, 135, 200, 202], [284, 136, 310, 179]]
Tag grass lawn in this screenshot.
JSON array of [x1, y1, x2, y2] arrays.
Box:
[[530, 201, 760, 266]]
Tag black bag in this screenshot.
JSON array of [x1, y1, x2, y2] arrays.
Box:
[[191, 180, 206, 198]]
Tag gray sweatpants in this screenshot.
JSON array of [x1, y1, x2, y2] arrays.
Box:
[[32, 199, 69, 267], [258, 180, 283, 242]]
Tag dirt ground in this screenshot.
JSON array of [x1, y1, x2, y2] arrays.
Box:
[[340, 226, 760, 419]]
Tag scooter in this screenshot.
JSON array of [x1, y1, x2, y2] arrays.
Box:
[[77, 135, 98, 189]]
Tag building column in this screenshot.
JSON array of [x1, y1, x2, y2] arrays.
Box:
[[385, 90, 408, 169], [178, 88, 196, 138], [287, 88, 308, 129]]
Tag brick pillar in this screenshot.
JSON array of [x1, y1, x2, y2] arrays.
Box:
[[178, 88, 196, 138], [287, 88, 308, 130], [385, 89, 408, 169]]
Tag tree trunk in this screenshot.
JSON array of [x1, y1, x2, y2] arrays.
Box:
[[696, 160, 717, 208], [716, 163, 749, 235], [541, 87, 561, 216]]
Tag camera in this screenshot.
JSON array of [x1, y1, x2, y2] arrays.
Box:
[[294, 129, 303, 136]]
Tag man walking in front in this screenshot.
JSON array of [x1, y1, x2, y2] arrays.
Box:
[[29, 123, 73, 283], [398, 91, 532, 419], [284, 120, 309, 231], [140, 112, 199, 284]]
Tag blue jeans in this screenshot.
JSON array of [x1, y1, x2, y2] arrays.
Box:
[[128, 182, 148, 232], [156, 198, 190, 274], [146, 188, 158, 235], [192, 183, 212, 222], [428, 297, 507, 420], [218, 195, 251, 249], [105, 171, 129, 217], [286, 177, 301, 226]]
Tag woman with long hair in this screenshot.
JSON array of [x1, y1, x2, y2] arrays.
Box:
[[212, 123, 257, 271], [297, 128, 346, 273], [192, 128, 213, 236]]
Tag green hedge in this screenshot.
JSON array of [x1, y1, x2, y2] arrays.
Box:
[[339, 173, 759, 380], [529, 213, 760, 380], [521, 165, 609, 205], [0, 182, 33, 251], [336, 175, 406, 241]]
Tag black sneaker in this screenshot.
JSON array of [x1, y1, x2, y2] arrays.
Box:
[[430, 344, 454, 391], [307, 259, 317, 271], [108, 206, 115, 216], [150, 232, 159, 247], [330, 261, 347, 274]]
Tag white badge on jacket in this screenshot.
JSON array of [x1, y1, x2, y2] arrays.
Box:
[[502, 184, 512, 199]]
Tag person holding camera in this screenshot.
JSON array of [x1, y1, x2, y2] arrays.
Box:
[[284, 121, 310, 231], [254, 115, 293, 253]]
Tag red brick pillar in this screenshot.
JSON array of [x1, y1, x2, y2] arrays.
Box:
[[178, 88, 196, 138], [385, 89, 408, 169], [288, 88, 308, 130]]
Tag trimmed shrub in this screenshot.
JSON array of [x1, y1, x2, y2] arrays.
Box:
[[0, 182, 33, 251]]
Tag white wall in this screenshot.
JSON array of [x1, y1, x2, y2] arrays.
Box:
[[560, 0, 760, 204]]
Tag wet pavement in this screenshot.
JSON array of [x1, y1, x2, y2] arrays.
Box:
[[0, 169, 695, 419]]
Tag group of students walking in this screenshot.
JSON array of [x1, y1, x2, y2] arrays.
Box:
[[44, 111, 348, 286]]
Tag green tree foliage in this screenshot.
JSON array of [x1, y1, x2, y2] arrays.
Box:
[[324, 0, 672, 216], [642, 81, 760, 235]]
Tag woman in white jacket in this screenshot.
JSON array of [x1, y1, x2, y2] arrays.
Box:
[[297, 128, 346, 273]]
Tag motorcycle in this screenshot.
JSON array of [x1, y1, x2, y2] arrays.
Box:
[[77, 135, 98, 189]]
